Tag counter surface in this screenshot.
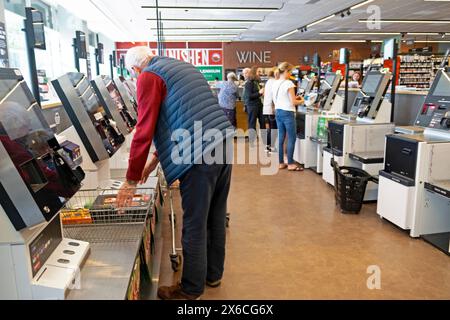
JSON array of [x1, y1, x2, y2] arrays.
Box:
[[65, 226, 144, 300]]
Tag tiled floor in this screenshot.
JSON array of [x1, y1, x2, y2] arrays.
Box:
[[158, 147, 450, 300]]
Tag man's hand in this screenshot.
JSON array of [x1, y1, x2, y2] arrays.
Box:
[[140, 154, 160, 184], [116, 180, 138, 209]]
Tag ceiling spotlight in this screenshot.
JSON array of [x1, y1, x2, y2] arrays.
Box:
[[401, 32, 406, 38], [304, 26, 307, 32], [340, 11, 345, 18], [347, 10, 351, 16], [441, 32, 446, 38]]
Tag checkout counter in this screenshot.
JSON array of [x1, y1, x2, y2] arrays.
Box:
[[377, 69, 450, 254], [0, 68, 165, 299], [322, 70, 395, 202], [293, 72, 344, 173], [0, 68, 88, 299], [337, 88, 427, 126]]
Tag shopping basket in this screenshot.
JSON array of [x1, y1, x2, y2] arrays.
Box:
[[332, 161, 371, 213], [327, 129, 372, 214]]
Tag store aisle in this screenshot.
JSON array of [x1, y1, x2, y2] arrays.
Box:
[[158, 145, 450, 300]]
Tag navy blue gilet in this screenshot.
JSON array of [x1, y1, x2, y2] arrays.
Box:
[[143, 56, 234, 185]]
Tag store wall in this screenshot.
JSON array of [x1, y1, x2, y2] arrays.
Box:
[[222, 41, 373, 69], [98, 32, 115, 76], [0, 0, 8, 67]]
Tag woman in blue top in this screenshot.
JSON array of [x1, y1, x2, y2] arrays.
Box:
[[216, 73, 239, 127]]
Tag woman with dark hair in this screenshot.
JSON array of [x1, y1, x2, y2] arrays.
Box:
[[243, 66, 264, 146]]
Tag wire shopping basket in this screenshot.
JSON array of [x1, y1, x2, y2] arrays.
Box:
[[62, 188, 155, 243]]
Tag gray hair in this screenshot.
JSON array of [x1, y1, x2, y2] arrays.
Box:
[[227, 72, 237, 81], [125, 46, 153, 72]]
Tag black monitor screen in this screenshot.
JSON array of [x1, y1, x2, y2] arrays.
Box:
[[106, 79, 126, 111], [362, 74, 383, 95], [300, 79, 309, 90], [431, 72, 450, 97], [68, 73, 104, 116], [0, 72, 78, 226], [31, 10, 46, 50], [97, 43, 104, 64], [76, 31, 87, 60], [325, 74, 336, 87]]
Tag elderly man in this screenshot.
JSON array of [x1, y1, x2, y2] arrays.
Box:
[[117, 46, 234, 300]]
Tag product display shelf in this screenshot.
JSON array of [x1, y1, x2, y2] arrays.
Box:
[[398, 54, 445, 89]]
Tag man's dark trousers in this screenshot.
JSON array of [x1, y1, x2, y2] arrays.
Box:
[[179, 160, 232, 296]]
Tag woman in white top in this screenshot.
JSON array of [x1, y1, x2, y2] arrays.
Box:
[[272, 62, 305, 171], [262, 68, 279, 152]]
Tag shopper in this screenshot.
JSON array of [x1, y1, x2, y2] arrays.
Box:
[[243, 66, 264, 146], [272, 62, 305, 171], [117, 46, 234, 300], [216, 72, 239, 127], [262, 68, 279, 152], [349, 71, 362, 88]]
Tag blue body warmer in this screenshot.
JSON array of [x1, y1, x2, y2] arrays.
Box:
[[143, 56, 234, 185]]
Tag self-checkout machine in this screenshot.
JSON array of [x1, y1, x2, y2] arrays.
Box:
[[91, 75, 138, 179], [377, 67, 450, 251], [0, 68, 89, 299], [322, 70, 394, 201], [293, 72, 344, 173], [52, 72, 126, 190]]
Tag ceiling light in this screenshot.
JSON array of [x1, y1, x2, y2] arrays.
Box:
[[154, 34, 239, 37], [141, 6, 279, 12], [146, 18, 261, 23], [151, 28, 248, 31], [340, 12, 345, 18], [307, 14, 336, 28], [320, 32, 400, 35], [347, 10, 351, 16], [270, 40, 368, 43], [275, 29, 299, 40], [351, 0, 375, 10], [359, 19, 450, 24], [415, 40, 450, 43]]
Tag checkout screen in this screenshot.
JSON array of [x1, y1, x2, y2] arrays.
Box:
[[431, 72, 450, 97], [362, 74, 382, 95]]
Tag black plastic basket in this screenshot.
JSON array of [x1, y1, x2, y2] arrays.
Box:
[[332, 160, 371, 213]]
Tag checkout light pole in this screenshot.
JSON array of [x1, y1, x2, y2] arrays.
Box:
[[24, 7, 45, 105], [390, 38, 398, 123]]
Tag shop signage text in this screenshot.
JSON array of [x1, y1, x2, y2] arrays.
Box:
[[236, 51, 272, 64], [148, 48, 223, 66]]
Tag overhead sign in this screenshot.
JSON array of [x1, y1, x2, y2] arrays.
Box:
[[236, 51, 271, 64], [196, 66, 223, 81], [148, 48, 223, 66]]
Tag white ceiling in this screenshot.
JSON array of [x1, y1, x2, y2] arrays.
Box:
[[51, 0, 450, 42]]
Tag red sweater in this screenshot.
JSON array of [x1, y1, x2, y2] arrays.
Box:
[[126, 72, 166, 182]]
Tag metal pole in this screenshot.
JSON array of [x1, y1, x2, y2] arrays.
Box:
[[156, 0, 160, 56], [120, 57, 125, 77], [95, 34, 100, 76], [390, 39, 398, 123], [73, 38, 80, 72], [109, 54, 114, 78], [24, 8, 41, 104], [344, 61, 350, 114]]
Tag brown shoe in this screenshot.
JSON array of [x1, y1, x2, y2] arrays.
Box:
[[157, 284, 201, 300]]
